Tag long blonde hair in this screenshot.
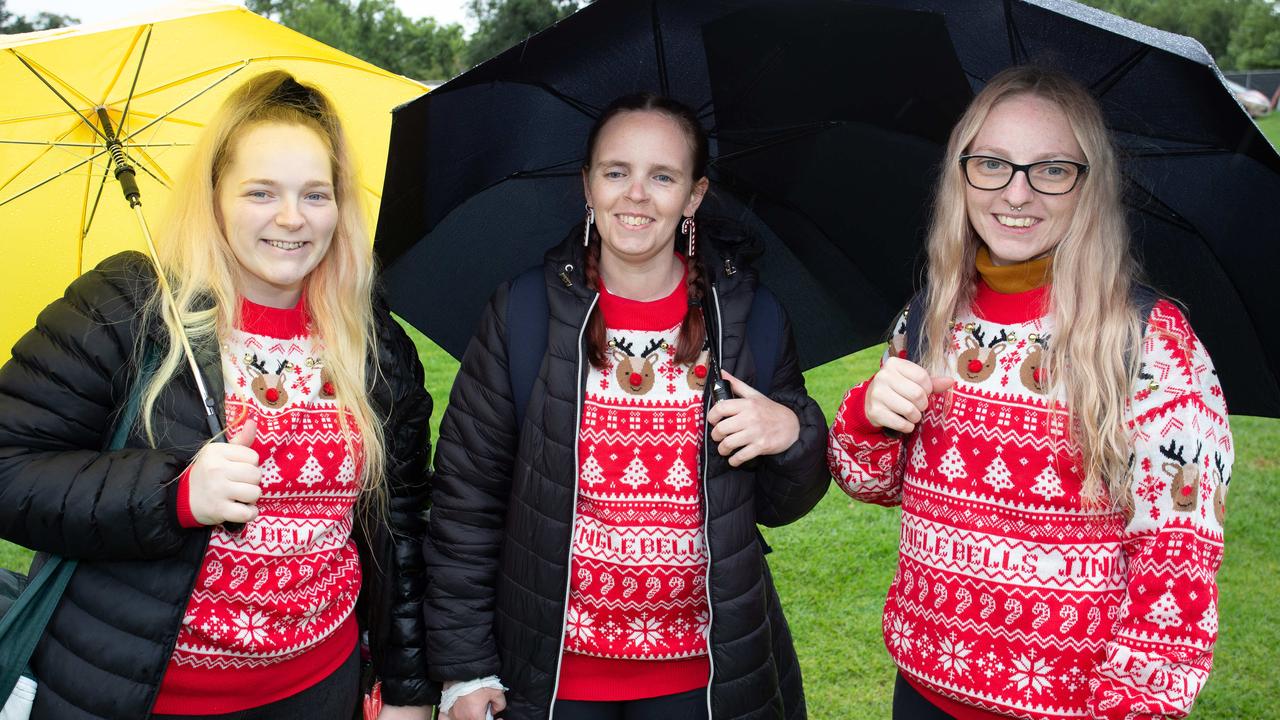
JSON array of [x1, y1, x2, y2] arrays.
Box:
[[920, 65, 1143, 506], [140, 71, 386, 498]]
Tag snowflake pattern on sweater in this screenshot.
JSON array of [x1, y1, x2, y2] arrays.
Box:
[[567, 322, 709, 663], [157, 302, 362, 712], [829, 289, 1230, 720]]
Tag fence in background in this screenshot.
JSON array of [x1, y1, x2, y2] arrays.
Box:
[[1224, 70, 1280, 100]]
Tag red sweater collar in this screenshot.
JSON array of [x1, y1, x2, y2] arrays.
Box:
[[597, 257, 689, 331], [971, 278, 1050, 325], [239, 296, 309, 339]]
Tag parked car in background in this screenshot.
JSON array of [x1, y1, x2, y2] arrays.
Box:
[[1225, 78, 1273, 117]]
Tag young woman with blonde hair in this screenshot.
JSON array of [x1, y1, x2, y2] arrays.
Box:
[[0, 72, 433, 719], [829, 65, 1232, 719]]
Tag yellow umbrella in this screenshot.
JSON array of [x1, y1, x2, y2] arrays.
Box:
[[0, 0, 429, 367]]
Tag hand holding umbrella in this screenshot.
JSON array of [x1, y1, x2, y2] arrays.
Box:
[[707, 371, 800, 467], [186, 418, 261, 526]]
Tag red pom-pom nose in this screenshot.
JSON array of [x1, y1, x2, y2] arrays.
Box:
[[967, 359, 984, 374], [629, 372, 643, 387], [693, 364, 708, 379], [897, 350, 908, 359], [1032, 368, 1044, 384], [322, 382, 335, 396], [1180, 485, 1193, 497], [265, 387, 280, 403]]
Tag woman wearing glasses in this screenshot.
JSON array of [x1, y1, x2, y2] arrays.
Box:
[[828, 66, 1231, 720]]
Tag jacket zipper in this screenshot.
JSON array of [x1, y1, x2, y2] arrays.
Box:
[[547, 291, 599, 719], [700, 285, 724, 718]]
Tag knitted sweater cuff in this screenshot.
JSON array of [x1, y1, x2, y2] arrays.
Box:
[[175, 466, 202, 528], [838, 378, 884, 438]]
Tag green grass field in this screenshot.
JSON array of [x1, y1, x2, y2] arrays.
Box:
[[2, 110, 1277, 718]]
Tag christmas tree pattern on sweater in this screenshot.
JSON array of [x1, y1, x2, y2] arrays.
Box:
[[829, 292, 1231, 720], [168, 321, 362, 676], [567, 324, 709, 661]]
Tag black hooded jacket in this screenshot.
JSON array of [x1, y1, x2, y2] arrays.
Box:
[[426, 233, 829, 719], [0, 252, 435, 718]]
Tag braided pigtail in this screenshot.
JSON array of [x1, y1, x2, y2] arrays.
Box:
[[675, 253, 707, 365], [582, 228, 610, 369]]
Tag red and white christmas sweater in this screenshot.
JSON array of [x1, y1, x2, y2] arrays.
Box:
[[828, 280, 1231, 720], [557, 271, 712, 702], [153, 298, 363, 715]]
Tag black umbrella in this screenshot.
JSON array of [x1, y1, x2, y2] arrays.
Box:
[[848, 0, 1279, 417], [374, 0, 973, 370]]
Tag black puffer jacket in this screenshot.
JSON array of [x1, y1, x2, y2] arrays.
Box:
[[0, 252, 436, 718], [426, 235, 829, 719]]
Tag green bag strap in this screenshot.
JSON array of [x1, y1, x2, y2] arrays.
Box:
[[0, 343, 155, 697]]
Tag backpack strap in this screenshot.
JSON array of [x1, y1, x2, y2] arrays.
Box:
[[506, 266, 549, 430], [746, 285, 783, 395], [1131, 283, 1159, 325], [902, 288, 929, 363]]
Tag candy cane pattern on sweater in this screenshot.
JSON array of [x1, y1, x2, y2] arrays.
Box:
[[829, 284, 1230, 720]]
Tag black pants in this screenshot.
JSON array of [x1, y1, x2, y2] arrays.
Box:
[[892, 672, 955, 720], [150, 645, 360, 720], [553, 688, 709, 720]]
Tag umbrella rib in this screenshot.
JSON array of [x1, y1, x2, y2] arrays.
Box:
[[114, 56, 423, 109], [1123, 174, 1198, 234], [80, 160, 112, 276], [1091, 47, 1149, 97], [129, 142, 175, 186], [650, 0, 669, 96], [121, 64, 249, 143], [711, 122, 841, 163], [0, 140, 189, 148], [1003, 0, 1029, 64], [509, 159, 584, 180], [118, 25, 154, 134], [0, 119, 87, 193], [9, 50, 107, 143], [102, 25, 147, 106], [0, 150, 109, 208], [127, 150, 170, 188]]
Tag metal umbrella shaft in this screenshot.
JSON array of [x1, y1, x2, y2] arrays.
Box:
[[97, 110, 223, 441]]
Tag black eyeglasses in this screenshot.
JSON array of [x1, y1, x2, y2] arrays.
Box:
[[959, 155, 1089, 195]]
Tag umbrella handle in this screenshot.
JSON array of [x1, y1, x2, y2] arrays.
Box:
[[96, 109, 141, 208]]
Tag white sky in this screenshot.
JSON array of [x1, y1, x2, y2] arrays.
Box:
[[5, 0, 477, 34]]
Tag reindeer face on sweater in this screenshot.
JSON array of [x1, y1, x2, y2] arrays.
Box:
[[1019, 335, 1050, 394], [611, 336, 662, 395], [687, 349, 710, 391], [1213, 452, 1229, 525], [1161, 440, 1202, 513], [246, 354, 291, 408], [956, 328, 1007, 383]]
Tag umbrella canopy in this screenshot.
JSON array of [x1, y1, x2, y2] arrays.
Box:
[[0, 0, 428, 364], [375, 0, 973, 371], [854, 0, 1280, 418], [378, 0, 1280, 419]]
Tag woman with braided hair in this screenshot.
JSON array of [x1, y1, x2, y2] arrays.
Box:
[[426, 93, 829, 720]]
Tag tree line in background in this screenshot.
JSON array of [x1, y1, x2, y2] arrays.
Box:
[[0, 0, 76, 33], [1080, 0, 1280, 69], [246, 0, 580, 81], [3, 0, 1278, 79]]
